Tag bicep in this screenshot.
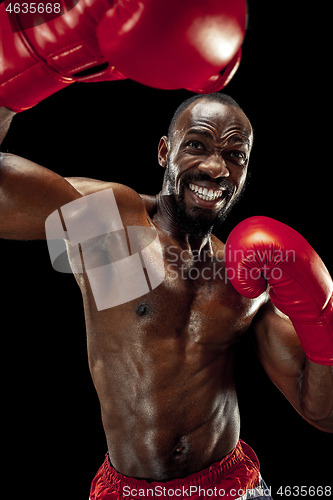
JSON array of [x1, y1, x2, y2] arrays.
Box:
[[251, 300, 307, 413], [0, 153, 81, 240]]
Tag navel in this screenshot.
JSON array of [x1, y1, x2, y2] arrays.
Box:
[[173, 439, 187, 456]]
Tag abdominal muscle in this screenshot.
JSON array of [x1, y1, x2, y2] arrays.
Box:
[[90, 333, 241, 482]]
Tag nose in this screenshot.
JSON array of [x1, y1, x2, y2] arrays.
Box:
[[197, 154, 229, 179]]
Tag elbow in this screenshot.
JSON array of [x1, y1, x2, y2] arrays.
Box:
[[301, 398, 332, 421], [301, 399, 333, 433], [299, 363, 333, 431]]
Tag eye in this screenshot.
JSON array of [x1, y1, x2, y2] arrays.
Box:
[[186, 140, 205, 150], [230, 151, 245, 158], [227, 150, 247, 165]]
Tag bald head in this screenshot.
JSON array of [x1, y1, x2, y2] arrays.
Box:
[[167, 93, 252, 147]]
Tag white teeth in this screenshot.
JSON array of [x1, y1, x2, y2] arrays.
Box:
[[188, 183, 224, 201]]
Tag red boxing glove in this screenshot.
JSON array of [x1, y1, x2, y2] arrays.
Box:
[[0, 0, 127, 112], [96, 0, 246, 93], [225, 216, 333, 366]]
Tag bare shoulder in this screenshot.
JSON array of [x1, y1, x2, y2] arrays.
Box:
[[65, 176, 116, 196], [65, 177, 150, 226]]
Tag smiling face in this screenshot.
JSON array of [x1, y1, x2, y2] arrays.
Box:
[[159, 98, 253, 237]]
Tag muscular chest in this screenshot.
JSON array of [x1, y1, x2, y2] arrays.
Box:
[[145, 250, 261, 347], [73, 227, 263, 348]]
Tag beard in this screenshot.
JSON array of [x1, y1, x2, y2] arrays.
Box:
[[164, 166, 248, 239]]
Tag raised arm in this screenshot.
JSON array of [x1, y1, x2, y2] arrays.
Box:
[[0, 0, 130, 242], [0, 0, 113, 241], [0, 107, 82, 240]]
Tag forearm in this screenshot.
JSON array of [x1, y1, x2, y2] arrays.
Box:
[[0, 107, 16, 146], [252, 301, 333, 432], [300, 360, 333, 432]]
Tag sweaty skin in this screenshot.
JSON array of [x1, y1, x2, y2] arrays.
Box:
[[80, 225, 265, 481], [67, 101, 264, 480], [0, 99, 332, 483]]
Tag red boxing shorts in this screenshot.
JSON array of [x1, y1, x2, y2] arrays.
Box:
[[89, 440, 273, 499]]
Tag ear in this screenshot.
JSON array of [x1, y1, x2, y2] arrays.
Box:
[[158, 136, 169, 168]]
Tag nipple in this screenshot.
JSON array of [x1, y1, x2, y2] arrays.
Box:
[[136, 303, 150, 317]]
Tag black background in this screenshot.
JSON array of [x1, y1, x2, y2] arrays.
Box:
[[1, 1, 332, 498]]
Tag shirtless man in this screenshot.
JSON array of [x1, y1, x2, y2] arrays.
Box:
[[1, 91, 333, 499]]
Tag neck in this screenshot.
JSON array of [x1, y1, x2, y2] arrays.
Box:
[[152, 191, 214, 255]]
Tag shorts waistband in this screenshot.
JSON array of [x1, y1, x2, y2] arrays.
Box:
[[99, 440, 260, 493]]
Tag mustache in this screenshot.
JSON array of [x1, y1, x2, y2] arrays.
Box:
[[182, 172, 234, 196]]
